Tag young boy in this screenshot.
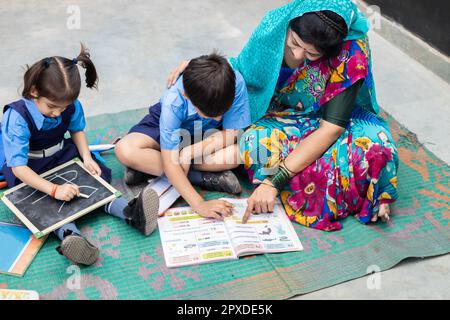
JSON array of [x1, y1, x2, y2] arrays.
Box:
[[115, 53, 251, 219]]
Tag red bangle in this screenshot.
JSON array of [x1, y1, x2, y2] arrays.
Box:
[[50, 184, 58, 198]]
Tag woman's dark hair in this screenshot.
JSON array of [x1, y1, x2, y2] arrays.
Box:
[[22, 43, 98, 103], [289, 10, 348, 58], [183, 53, 236, 118]]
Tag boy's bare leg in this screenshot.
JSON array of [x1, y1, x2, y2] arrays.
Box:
[[192, 144, 240, 172], [115, 133, 163, 176]]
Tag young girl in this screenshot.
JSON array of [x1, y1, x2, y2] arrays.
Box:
[[0, 45, 159, 266]]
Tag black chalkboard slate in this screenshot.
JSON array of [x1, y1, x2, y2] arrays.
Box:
[[1, 159, 120, 238]]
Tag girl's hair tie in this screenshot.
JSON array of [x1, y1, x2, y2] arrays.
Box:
[[43, 57, 52, 68], [72, 58, 78, 65]]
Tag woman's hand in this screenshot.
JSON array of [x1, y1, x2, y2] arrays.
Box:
[[54, 184, 80, 201], [243, 180, 278, 223], [84, 156, 102, 176], [193, 199, 235, 221], [166, 60, 190, 88]]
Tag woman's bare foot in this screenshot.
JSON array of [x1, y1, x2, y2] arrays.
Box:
[[371, 203, 391, 223], [379, 203, 391, 222]]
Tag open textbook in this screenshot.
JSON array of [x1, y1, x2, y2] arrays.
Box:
[[158, 198, 303, 268]]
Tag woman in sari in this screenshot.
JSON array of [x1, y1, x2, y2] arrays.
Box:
[[168, 0, 399, 231]]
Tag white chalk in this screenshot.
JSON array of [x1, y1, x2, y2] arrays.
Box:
[[88, 144, 116, 152], [78, 193, 89, 199]]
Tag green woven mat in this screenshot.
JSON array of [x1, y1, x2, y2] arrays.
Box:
[[0, 107, 448, 300]]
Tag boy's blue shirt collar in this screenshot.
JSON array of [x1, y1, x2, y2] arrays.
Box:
[[172, 75, 211, 120]]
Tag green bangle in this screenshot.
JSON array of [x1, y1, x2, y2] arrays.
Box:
[[268, 166, 290, 191]]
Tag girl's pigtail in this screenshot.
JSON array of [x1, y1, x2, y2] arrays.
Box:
[[76, 43, 98, 89]]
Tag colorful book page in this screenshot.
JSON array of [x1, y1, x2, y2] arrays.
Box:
[[0, 222, 47, 276], [0, 289, 39, 300]]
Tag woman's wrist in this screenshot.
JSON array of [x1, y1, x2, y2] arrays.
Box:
[[268, 165, 291, 191], [260, 179, 278, 193]]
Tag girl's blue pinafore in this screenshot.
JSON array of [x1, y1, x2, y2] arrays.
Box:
[[2, 100, 111, 187]]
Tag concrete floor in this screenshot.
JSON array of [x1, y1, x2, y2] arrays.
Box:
[[0, 0, 448, 299]]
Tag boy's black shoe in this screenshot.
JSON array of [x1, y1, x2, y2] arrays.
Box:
[[123, 184, 159, 236], [56, 231, 99, 266], [124, 167, 151, 185], [201, 170, 242, 194]]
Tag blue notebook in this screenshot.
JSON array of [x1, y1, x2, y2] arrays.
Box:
[[0, 222, 46, 276]]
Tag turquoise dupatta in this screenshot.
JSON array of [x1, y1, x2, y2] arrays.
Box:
[[230, 0, 378, 122]]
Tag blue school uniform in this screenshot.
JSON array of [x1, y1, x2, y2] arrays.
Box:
[[129, 69, 251, 150], [0, 98, 111, 187]]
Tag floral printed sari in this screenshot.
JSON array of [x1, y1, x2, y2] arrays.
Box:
[[239, 37, 399, 231]]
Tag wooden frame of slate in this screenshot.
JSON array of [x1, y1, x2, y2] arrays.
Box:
[[0, 159, 121, 239]]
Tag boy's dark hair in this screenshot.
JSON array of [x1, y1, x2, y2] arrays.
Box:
[[22, 43, 98, 103], [289, 11, 348, 58], [183, 53, 236, 118]]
